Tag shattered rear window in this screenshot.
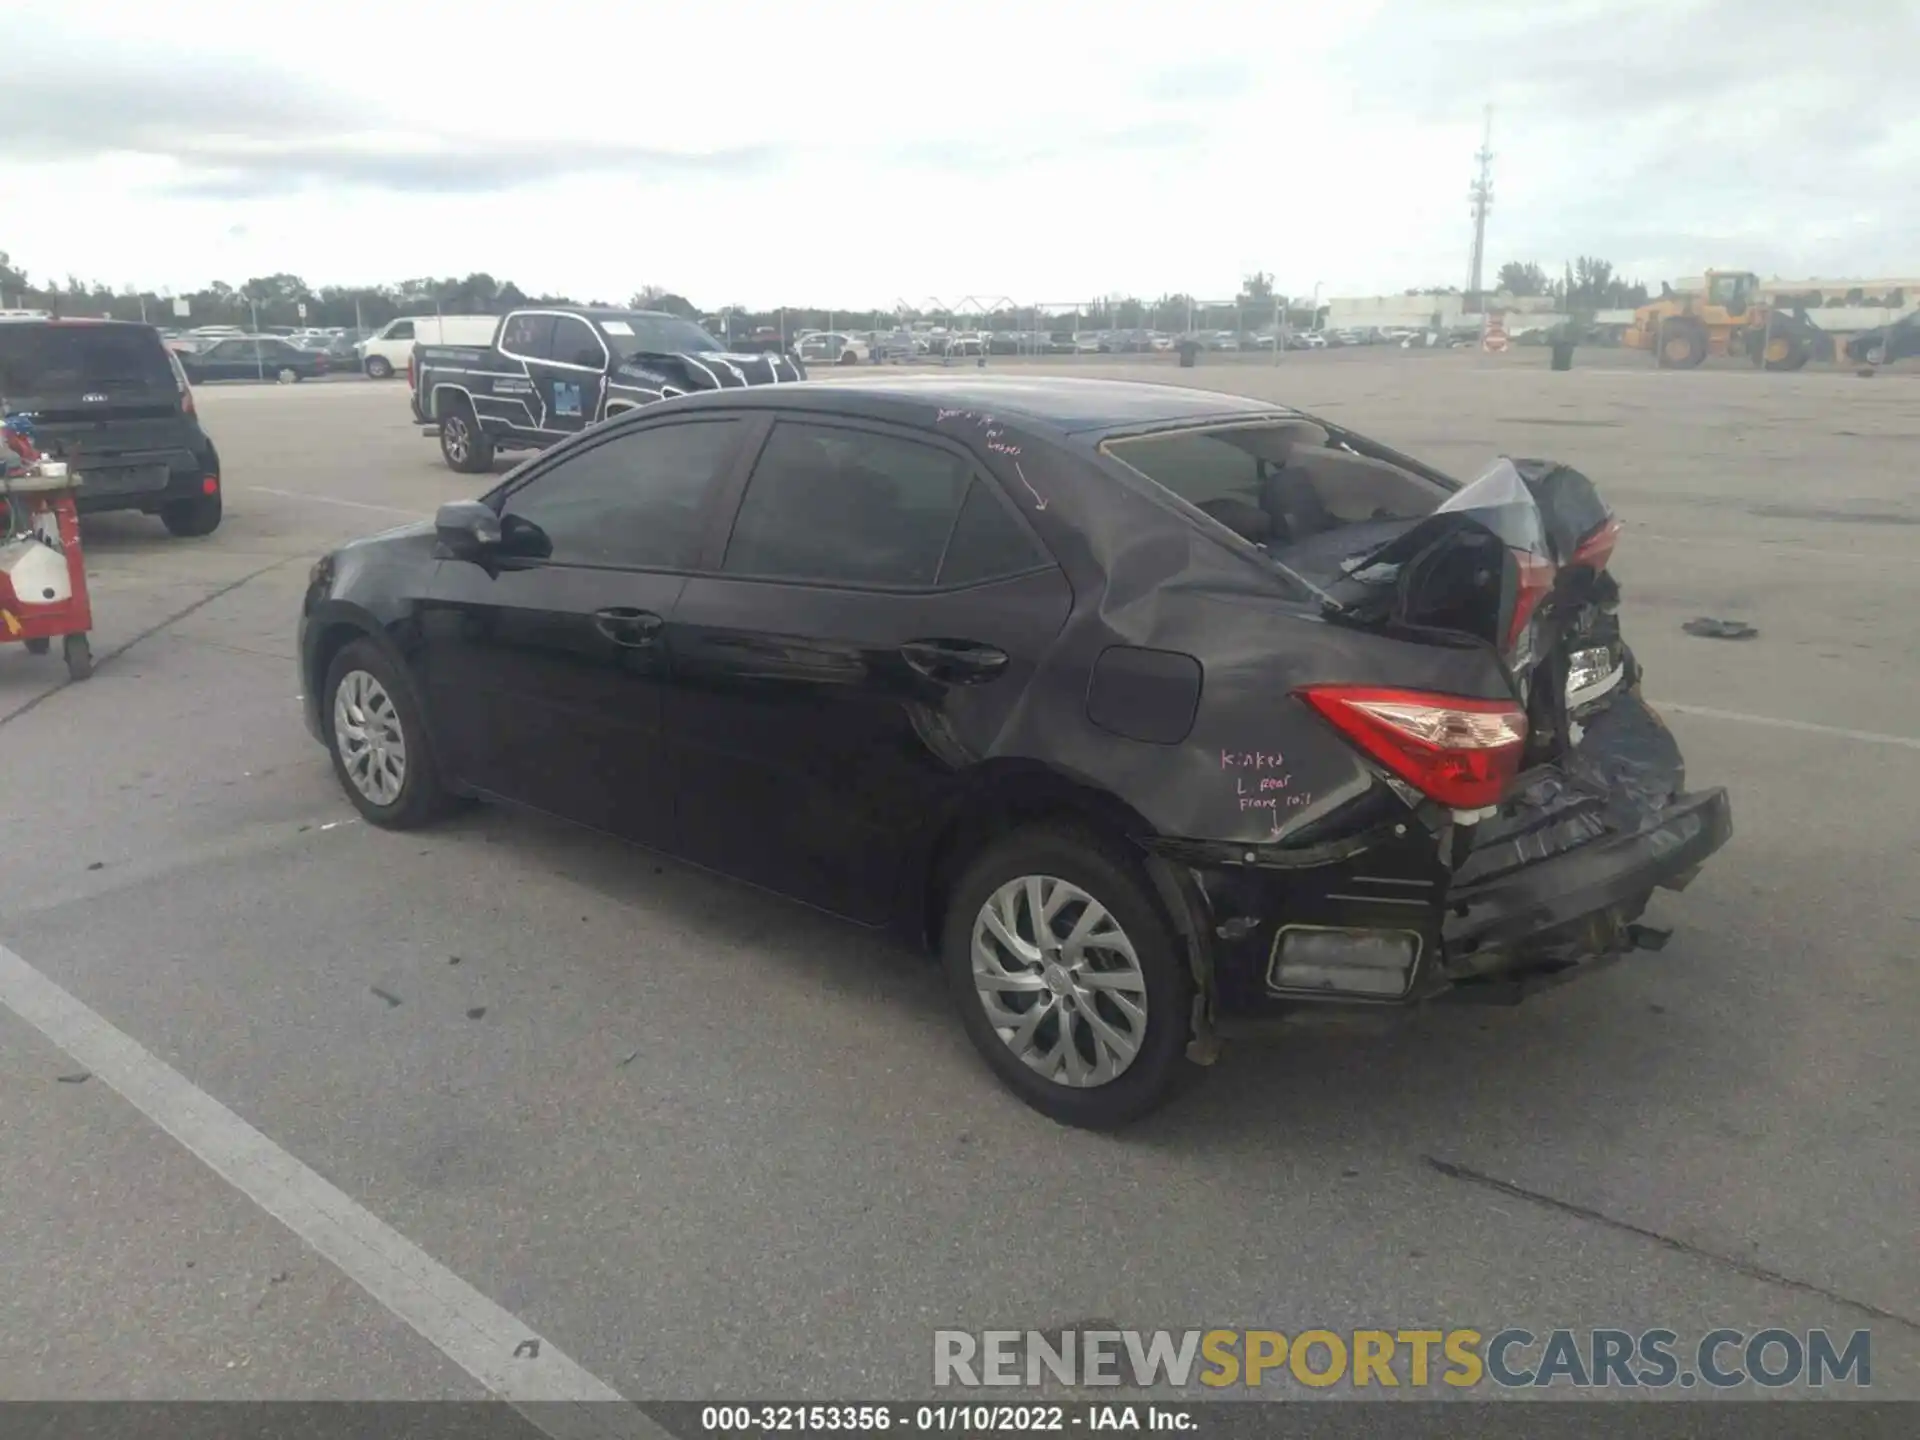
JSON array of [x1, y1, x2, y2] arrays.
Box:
[[1103, 423, 1450, 546]]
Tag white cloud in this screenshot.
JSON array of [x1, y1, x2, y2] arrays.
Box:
[[8, 0, 1914, 308]]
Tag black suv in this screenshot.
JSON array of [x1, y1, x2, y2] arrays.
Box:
[[0, 320, 224, 536]]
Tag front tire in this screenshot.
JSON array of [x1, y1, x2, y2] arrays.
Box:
[[1657, 321, 1707, 369], [439, 405, 496, 474], [941, 825, 1197, 1129], [161, 489, 223, 537], [322, 639, 455, 829], [364, 355, 394, 379]]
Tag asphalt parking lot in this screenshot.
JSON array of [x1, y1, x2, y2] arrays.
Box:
[[3, 350, 1916, 1410]]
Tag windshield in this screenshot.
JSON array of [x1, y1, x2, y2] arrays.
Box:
[[599, 314, 726, 358], [0, 324, 174, 396]]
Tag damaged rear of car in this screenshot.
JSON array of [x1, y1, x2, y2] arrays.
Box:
[[1094, 419, 1732, 1026]]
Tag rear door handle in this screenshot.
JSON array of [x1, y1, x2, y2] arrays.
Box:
[[900, 639, 1008, 683], [593, 607, 664, 647]]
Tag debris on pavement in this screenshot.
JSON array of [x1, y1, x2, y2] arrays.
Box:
[[369, 986, 402, 1007], [465, 1007, 486, 1020], [85, 861, 103, 871], [56, 1071, 90, 1084], [1683, 617, 1758, 640], [618, 1048, 641, 1067]]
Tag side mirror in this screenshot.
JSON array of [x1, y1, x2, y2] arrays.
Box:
[[434, 501, 502, 561]]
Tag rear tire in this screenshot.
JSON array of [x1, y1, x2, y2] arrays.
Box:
[[940, 824, 1198, 1129], [322, 638, 456, 829], [364, 356, 394, 380], [838, 350, 860, 366], [439, 404, 496, 474], [161, 489, 223, 537], [63, 633, 92, 681], [277, 367, 299, 384]]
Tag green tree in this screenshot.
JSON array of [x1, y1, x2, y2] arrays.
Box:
[[1236, 271, 1275, 306], [1497, 261, 1547, 297]]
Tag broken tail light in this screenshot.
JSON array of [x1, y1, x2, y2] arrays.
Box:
[[1300, 685, 1528, 810], [1570, 515, 1623, 575], [1507, 552, 1558, 654]]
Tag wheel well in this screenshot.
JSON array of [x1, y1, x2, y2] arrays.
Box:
[[432, 385, 475, 421], [306, 621, 373, 728], [916, 768, 1153, 954]]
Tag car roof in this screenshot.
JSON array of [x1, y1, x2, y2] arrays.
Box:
[[664, 374, 1297, 436], [524, 306, 691, 325]]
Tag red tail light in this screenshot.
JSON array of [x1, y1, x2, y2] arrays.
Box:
[[1507, 553, 1557, 652], [1299, 685, 1528, 809], [180, 388, 196, 416], [1570, 516, 1623, 574]]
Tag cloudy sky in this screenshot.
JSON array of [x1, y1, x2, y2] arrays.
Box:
[[9, 0, 1917, 308]]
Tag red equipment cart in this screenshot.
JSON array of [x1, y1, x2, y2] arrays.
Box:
[[0, 460, 93, 681]]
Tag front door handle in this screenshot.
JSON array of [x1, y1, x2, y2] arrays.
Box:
[[900, 639, 1008, 684], [593, 607, 663, 647]]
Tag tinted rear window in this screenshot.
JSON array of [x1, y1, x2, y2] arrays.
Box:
[[0, 325, 174, 396]]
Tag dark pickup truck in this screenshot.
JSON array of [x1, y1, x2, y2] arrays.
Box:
[[410, 306, 806, 472]]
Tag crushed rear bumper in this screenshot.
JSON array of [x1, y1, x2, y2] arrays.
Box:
[[1148, 692, 1733, 1021]]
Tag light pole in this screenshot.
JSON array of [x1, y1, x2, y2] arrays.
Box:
[[242, 290, 265, 380], [1310, 280, 1323, 333]]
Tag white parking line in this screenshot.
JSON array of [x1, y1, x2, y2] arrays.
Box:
[[1659, 703, 1920, 750], [0, 943, 664, 1439], [245, 486, 425, 518]]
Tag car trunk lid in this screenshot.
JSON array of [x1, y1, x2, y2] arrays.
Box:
[[1282, 456, 1627, 772]]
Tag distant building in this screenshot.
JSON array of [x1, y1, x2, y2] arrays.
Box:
[[1324, 290, 1561, 333]]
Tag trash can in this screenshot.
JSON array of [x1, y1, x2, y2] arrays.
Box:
[[1550, 341, 1575, 372], [1177, 339, 1201, 369]]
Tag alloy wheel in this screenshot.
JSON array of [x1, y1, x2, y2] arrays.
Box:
[[970, 875, 1149, 1087], [332, 669, 408, 806], [444, 416, 470, 464]]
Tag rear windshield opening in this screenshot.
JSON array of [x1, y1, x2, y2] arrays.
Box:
[[1102, 422, 1451, 552], [0, 325, 175, 396]]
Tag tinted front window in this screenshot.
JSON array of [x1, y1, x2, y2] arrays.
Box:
[[501, 419, 743, 569], [0, 325, 174, 394], [387, 321, 415, 340], [723, 423, 974, 588]]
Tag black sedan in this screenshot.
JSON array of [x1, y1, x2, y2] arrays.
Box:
[[1845, 310, 1920, 365], [299, 376, 1731, 1128], [180, 334, 332, 384]]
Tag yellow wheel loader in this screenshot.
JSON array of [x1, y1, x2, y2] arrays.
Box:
[[1622, 270, 1826, 371]]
